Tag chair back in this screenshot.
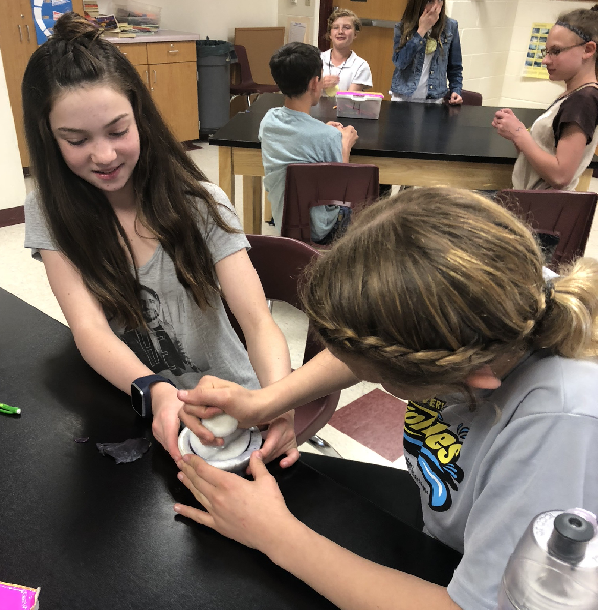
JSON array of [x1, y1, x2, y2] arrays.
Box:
[[443, 89, 482, 106], [495, 189, 598, 268], [224, 234, 341, 444], [233, 45, 255, 86], [460, 89, 483, 106], [282, 163, 380, 244]]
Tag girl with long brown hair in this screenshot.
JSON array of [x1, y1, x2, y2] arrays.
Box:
[[177, 187, 597, 609], [390, 0, 463, 104], [493, 5, 598, 190], [22, 13, 297, 468]]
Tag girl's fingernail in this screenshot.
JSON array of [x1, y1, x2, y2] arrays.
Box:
[[174, 504, 182, 513], [177, 472, 184, 481], [179, 390, 188, 398], [182, 454, 191, 463]]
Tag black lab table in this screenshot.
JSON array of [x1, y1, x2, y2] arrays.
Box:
[[0, 288, 461, 609], [210, 94, 595, 234]]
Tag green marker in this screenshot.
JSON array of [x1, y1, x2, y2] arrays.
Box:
[[0, 403, 21, 415]]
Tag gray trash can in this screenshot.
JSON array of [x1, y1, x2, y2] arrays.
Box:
[[196, 39, 235, 136]]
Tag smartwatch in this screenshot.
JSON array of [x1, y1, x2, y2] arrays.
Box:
[[131, 374, 176, 418]]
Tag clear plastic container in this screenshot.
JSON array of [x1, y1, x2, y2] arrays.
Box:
[[112, 1, 161, 28], [336, 91, 383, 120], [335, 91, 383, 119], [497, 509, 598, 610]]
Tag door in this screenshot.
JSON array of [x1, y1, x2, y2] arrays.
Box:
[[150, 61, 199, 142], [319, 0, 407, 100]]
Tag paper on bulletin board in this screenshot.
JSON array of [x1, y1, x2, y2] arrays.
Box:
[[31, 0, 73, 45], [524, 23, 551, 79], [286, 17, 310, 44]]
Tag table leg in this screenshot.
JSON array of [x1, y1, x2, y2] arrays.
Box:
[[576, 168, 593, 192], [218, 146, 235, 204], [243, 175, 262, 235], [264, 192, 272, 223]]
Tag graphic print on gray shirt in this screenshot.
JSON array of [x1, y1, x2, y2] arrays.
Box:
[[24, 183, 261, 392], [403, 351, 598, 610]]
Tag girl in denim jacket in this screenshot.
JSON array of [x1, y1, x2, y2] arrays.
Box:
[[391, 0, 463, 104]]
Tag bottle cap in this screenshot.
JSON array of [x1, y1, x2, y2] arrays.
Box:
[[548, 512, 595, 564]]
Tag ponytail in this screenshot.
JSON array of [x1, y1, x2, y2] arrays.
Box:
[[533, 258, 598, 359]]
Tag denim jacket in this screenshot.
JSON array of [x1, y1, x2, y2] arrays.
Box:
[[391, 17, 463, 99]]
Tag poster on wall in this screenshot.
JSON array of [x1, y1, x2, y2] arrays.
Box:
[[31, 0, 74, 45], [523, 23, 551, 79]]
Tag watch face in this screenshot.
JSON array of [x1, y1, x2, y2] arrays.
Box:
[[131, 383, 146, 417]]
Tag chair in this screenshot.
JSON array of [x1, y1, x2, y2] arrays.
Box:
[[223, 234, 341, 448], [444, 89, 483, 106], [495, 189, 598, 269], [230, 45, 279, 107], [282, 163, 380, 246]]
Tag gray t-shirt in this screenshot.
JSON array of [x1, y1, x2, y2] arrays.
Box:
[[259, 106, 342, 242], [24, 183, 260, 391], [403, 351, 598, 609]]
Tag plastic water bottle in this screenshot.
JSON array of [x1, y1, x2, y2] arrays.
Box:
[[497, 509, 598, 610]]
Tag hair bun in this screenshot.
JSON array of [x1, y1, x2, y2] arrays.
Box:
[[52, 11, 99, 42]]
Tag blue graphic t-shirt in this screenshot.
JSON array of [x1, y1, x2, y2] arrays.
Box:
[[403, 352, 597, 610]]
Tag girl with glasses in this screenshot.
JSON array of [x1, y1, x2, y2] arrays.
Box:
[[321, 9, 373, 97], [493, 5, 598, 191]]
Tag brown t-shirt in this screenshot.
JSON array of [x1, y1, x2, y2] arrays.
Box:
[[512, 83, 598, 190], [553, 85, 598, 146]]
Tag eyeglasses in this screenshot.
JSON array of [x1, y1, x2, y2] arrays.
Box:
[[539, 41, 587, 58]]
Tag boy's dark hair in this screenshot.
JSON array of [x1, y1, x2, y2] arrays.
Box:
[[269, 42, 322, 98]]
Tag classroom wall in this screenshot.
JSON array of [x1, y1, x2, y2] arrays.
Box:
[[0, 55, 26, 211], [500, 0, 594, 108], [446, 0, 519, 107], [278, 0, 320, 46]]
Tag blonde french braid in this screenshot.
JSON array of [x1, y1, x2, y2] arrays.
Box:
[[302, 187, 597, 393]]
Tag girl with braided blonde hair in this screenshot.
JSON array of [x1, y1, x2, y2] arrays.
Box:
[[176, 187, 597, 610]]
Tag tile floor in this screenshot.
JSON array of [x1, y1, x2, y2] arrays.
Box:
[[2, 143, 597, 469]]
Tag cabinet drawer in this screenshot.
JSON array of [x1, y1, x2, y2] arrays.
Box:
[[113, 43, 148, 66], [147, 41, 196, 64]]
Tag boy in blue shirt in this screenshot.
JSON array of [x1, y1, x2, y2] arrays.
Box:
[[259, 42, 358, 243]]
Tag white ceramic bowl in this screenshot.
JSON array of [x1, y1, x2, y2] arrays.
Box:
[[178, 426, 262, 473]]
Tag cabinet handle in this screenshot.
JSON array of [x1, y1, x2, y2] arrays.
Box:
[[18, 25, 22, 42], [168, 49, 179, 54], [25, 25, 30, 42], [152, 69, 157, 90], [145, 70, 150, 89]]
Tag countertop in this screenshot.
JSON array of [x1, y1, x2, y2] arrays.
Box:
[[103, 29, 200, 44]]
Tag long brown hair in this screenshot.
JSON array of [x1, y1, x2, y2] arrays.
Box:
[[396, 0, 447, 51], [22, 12, 237, 330], [302, 188, 597, 394]]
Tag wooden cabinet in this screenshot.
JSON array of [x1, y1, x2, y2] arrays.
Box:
[[115, 40, 199, 142], [0, 0, 84, 167], [1, 0, 42, 167]]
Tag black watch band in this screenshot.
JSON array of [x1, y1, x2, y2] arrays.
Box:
[[131, 375, 176, 418]]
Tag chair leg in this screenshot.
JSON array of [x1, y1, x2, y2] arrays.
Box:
[[307, 435, 342, 458], [266, 299, 273, 313]]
